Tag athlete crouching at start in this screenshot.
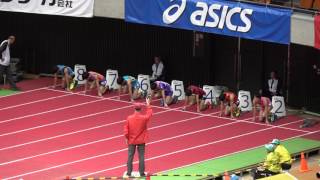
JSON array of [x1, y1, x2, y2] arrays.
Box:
[[82, 71, 109, 97], [219, 91, 240, 118], [52, 65, 75, 91], [252, 92, 272, 124], [150, 81, 178, 107], [183, 85, 209, 112], [117, 75, 142, 102]]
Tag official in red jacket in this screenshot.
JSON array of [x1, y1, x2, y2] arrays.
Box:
[[124, 97, 153, 177]]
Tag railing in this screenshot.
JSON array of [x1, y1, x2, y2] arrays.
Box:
[[235, 0, 319, 14]]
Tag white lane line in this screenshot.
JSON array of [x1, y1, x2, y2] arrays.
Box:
[[0, 111, 220, 166], [0, 93, 73, 111], [0, 93, 131, 125], [161, 129, 320, 175], [0, 106, 177, 150], [47, 88, 310, 134], [0, 87, 48, 99], [75, 118, 308, 178], [2, 117, 304, 180], [209, 114, 311, 133], [0, 104, 134, 138], [0, 91, 155, 137], [0, 100, 184, 150], [181, 110, 311, 133]]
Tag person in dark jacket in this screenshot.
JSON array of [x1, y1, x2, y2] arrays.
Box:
[[124, 97, 153, 177], [265, 71, 282, 98]]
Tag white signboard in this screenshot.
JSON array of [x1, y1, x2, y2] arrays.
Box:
[[0, 0, 94, 17], [171, 80, 185, 100]]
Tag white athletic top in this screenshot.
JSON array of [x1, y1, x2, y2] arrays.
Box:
[[152, 61, 164, 78], [268, 78, 278, 94], [0, 40, 11, 66]]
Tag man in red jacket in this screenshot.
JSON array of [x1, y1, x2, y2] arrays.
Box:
[[124, 97, 153, 177]]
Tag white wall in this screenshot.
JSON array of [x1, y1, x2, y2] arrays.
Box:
[[94, 0, 124, 19], [291, 13, 314, 47]]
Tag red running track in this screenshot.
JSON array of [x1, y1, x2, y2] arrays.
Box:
[[0, 83, 319, 180]]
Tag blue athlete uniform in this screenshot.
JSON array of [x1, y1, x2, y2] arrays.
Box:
[[155, 81, 173, 96], [56, 65, 74, 76], [123, 76, 139, 89]]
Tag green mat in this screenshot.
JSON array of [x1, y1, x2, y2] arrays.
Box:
[[151, 138, 320, 180], [0, 89, 19, 96]]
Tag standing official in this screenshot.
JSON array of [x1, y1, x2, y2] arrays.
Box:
[[124, 97, 153, 177], [0, 36, 18, 90]]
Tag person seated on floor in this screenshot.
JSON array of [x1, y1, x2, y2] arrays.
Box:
[[150, 81, 178, 107], [252, 91, 272, 124], [219, 90, 240, 118], [183, 85, 209, 112], [82, 71, 109, 97], [117, 75, 142, 102], [300, 118, 319, 128], [252, 144, 281, 179], [271, 139, 293, 171], [52, 65, 75, 91]]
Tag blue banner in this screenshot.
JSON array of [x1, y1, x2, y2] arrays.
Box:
[[125, 0, 292, 44]]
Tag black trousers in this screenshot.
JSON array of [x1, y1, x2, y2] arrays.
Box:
[[252, 168, 279, 179], [281, 163, 292, 170], [127, 144, 145, 176], [0, 64, 17, 89]]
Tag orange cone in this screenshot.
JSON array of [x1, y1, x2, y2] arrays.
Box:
[[223, 171, 230, 180], [299, 152, 311, 172]]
